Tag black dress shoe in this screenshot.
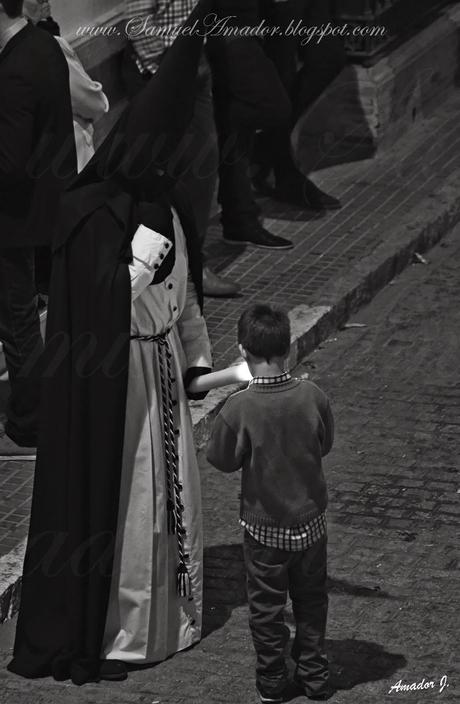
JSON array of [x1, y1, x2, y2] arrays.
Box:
[[0, 423, 37, 457], [202, 266, 242, 298], [98, 660, 128, 681], [223, 224, 293, 250], [273, 177, 342, 211]]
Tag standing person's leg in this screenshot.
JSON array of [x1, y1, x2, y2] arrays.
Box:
[[252, 0, 304, 188], [176, 61, 241, 297], [243, 531, 291, 701], [0, 247, 44, 447], [288, 535, 330, 698], [215, 118, 260, 237], [176, 63, 220, 249], [255, 0, 342, 211], [214, 89, 293, 251]]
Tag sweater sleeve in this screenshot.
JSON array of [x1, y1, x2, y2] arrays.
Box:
[[320, 399, 334, 457], [207, 412, 245, 474], [177, 276, 212, 371]]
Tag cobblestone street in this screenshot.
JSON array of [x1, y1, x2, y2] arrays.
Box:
[[0, 200, 458, 704]]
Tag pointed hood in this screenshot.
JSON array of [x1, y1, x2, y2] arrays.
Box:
[[53, 0, 214, 251], [71, 0, 213, 196]]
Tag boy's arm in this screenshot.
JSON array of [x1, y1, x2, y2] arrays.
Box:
[[320, 399, 334, 457], [207, 412, 245, 473]]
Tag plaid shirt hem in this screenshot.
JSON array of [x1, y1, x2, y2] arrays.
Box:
[[126, 0, 197, 74], [240, 513, 327, 552]]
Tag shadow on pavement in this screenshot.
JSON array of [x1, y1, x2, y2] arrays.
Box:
[[328, 576, 399, 600], [327, 637, 407, 691], [202, 543, 246, 637]]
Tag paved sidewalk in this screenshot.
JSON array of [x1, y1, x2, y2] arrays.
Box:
[[0, 186, 459, 703], [203, 91, 460, 368]]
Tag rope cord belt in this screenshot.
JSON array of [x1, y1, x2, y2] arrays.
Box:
[[130, 331, 192, 600]]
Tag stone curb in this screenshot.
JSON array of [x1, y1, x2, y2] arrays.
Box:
[[192, 167, 460, 451], [2, 168, 460, 624]]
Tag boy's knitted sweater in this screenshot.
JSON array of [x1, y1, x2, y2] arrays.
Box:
[[206, 376, 334, 527]]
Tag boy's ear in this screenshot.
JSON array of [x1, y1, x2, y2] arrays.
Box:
[[238, 344, 247, 360]]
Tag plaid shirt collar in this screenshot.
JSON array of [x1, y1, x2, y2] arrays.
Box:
[[250, 372, 292, 386]]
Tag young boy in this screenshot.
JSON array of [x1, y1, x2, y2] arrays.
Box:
[[207, 304, 335, 703]]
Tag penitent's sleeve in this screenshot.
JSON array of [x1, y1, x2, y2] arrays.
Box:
[[129, 224, 171, 301], [177, 276, 212, 371]]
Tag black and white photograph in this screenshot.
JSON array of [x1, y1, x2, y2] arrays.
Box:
[[0, 0, 458, 702]]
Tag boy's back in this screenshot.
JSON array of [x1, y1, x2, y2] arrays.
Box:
[[206, 375, 334, 528]]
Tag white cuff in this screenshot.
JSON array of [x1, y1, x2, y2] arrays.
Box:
[[131, 224, 171, 272]]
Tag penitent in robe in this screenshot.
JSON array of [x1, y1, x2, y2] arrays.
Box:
[[102, 207, 212, 663]]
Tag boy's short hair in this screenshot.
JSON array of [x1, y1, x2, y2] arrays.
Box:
[[238, 304, 290, 362], [0, 0, 24, 17]]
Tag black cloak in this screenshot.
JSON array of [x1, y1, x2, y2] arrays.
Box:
[[8, 0, 212, 685]]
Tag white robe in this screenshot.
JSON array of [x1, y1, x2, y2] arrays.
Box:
[[102, 208, 212, 663]]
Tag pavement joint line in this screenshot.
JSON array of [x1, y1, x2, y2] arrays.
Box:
[[0, 457, 36, 463]]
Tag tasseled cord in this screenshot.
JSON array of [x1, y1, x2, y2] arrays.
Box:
[[167, 500, 177, 534], [177, 563, 193, 600]]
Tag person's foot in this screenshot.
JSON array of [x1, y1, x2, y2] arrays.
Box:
[[202, 266, 241, 298], [98, 660, 128, 682], [0, 423, 36, 459], [256, 683, 288, 703], [223, 224, 293, 250], [273, 177, 342, 211]]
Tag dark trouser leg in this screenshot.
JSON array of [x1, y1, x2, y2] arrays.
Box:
[[289, 536, 329, 695], [243, 531, 290, 693], [217, 127, 261, 234], [255, 0, 306, 183], [35, 246, 52, 296], [174, 63, 219, 251], [0, 247, 44, 444], [212, 81, 261, 234], [121, 51, 219, 254]]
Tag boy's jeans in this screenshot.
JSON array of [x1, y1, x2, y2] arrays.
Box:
[[243, 531, 329, 696]]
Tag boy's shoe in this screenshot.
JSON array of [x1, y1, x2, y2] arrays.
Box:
[[256, 684, 287, 704], [293, 674, 335, 701]]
